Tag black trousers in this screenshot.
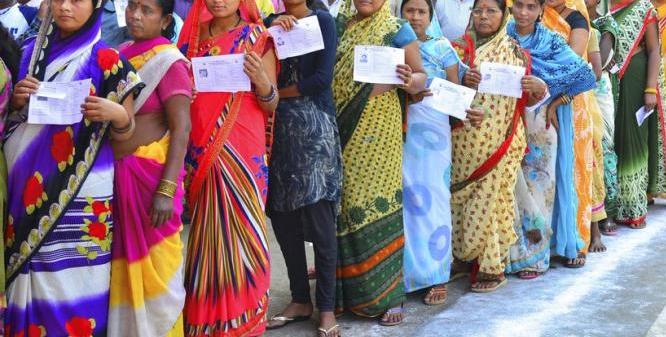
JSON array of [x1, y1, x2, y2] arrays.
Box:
[[270, 199, 337, 312]]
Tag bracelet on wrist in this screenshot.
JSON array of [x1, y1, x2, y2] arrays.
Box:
[[256, 84, 277, 102], [111, 117, 134, 134], [156, 179, 177, 198], [645, 87, 658, 95]]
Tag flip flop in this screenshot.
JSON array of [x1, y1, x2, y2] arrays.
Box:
[[378, 304, 404, 326], [564, 254, 586, 269], [318, 324, 341, 337], [470, 277, 507, 293], [266, 314, 311, 330], [517, 270, 543, 280]]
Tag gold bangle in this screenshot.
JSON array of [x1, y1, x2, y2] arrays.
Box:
[[156, 179, 177, 198], [156, 190, 175, 199], [159, 179, 177, 187], [645, 87, 658, 95]]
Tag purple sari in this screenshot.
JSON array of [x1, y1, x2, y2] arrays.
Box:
[[3, 0, 143, 334]]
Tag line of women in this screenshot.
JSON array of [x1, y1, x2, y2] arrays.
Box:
[[0, 0, 664, 334]]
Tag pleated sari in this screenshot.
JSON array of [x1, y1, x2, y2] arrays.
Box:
[[177, 0, 275, 334], [542, 3, 596, 251], [507, 20, 596, 264]]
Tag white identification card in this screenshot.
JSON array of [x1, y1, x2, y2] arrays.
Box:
[[353, 45, 405, 85], [28, 78, 92, 125], [478, 62, 525, 98], [609, 63, 621, 74], [191, 54, 251, 93], [114, 0, 128, 28], [422, 77, 476, 120], [268, 16, 325, 60], [636, 105, 654, 127]]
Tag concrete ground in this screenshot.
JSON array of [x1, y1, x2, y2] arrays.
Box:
[[261, 203, 666, 337]]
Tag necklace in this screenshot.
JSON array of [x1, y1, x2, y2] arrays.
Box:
[[208, 15, 242, 37]]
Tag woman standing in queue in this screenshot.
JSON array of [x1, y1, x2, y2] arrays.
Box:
[[450, 0, 545, 291], [597, 0, 666, 229], [542, 0, 595, 267], [399, 0, 469, 305], [506, 0, 596, 276], [333, 0, 427, 326], [261, 0, 342, 335], [108, 0, 191, 334], [5, 0, 143, 332], [177, 0, 279, 333]]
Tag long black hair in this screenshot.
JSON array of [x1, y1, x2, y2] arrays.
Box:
[[0, 23, 21, 85], [400, 0, 434, 21], [154, 0, 177, 40]]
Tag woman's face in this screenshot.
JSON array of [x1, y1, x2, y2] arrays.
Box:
[[545, 0, 565, 8], [353, 0, 385, 18], [471, 0, 503, 38], [401, 0, 430, 38], [51, 0, 94, 36], [126, 0, 171, 40], [512, 0, 541, 30], [205, 0, 241, 18]]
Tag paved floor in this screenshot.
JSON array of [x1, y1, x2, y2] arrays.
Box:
[[261, 203, 666, 337]]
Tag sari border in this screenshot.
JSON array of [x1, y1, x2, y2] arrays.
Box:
[[618, 11, 656, 79]]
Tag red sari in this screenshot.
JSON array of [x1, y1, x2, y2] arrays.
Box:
[[178, 0, 275, 335]]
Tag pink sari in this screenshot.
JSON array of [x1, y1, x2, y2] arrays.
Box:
[[108, 36, 191, 337]]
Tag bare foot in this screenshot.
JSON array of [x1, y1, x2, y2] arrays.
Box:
[[267, 302, 313, 329], [589, 221, 607, 253], [423, 284, 447, 305]]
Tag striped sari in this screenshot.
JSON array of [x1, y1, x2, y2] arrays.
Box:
[[332, 1, 413, 316], [177, 0, 274, 334]]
